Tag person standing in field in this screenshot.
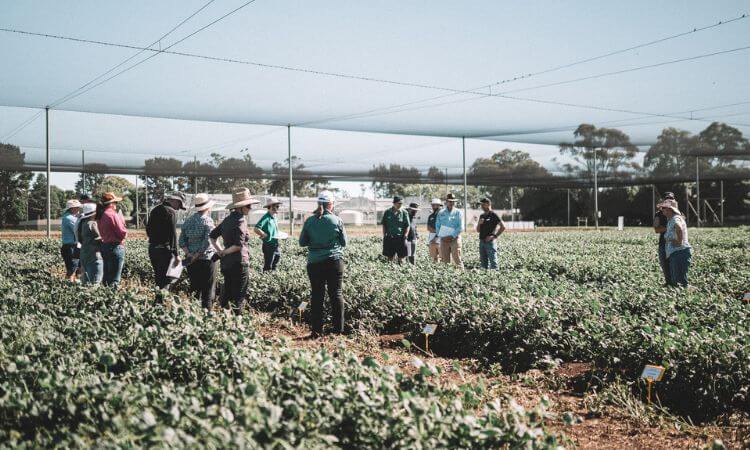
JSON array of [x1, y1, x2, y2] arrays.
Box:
[[179, 193, 217, 310], [299, 191, 347, 337], [653, 191, 676, 286], [254, 198, 282, 271], [146, 192, 186, 290], [380, 196, 410, 263], [60, 199, 82, 282], [658, 199, 692, 287], [97, 192, 128, 288], [426, 198, 442, 262], [76, 202, 103, 285], [436, 193, 464, 269], [210, 189, 257, 314], [476, 197, 505, 270], [405, 202, 420, 264]]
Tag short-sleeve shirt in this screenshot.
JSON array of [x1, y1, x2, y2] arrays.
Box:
[[61, 212, 79, 245], [298, 210, 347, 264], [478, 211, 501, 239], [427, 211, 438, 231], [381, 208, 410, 237], [653, 211, 668, 247], [77, 218, 102, 264], [179, 212, 215, 260], [254, 212, 278, 245], [209, 210, 249, 269], [665, 215, 691, 257]]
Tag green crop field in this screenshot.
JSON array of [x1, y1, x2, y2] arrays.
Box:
[[0, 228, 748, 447]]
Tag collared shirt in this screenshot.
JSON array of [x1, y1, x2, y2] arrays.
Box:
[[299, 210, 347, 264], [209, 210, 249, 269], [427, 211, 439, 231], [381, 207, 410, 237], [77, 218, 102, 264], [665, 215, 691, 257], [436, 207, 463, 238], [61, 211, 79, 245], [179, 212, 215, 260], [653, 211, 668, 247], [478, 210, 502, 239], [147, 203, 177, 250], [98, 208, 127, 244], [254, 212, 278, 245]]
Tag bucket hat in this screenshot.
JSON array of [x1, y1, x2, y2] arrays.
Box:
[[226, 188, 259, 210], [657, 199, 681, 215], [63, 199, 82, 212], [430, 198, 443, 206], [192, 193, 215, 212], [166, 192, 187, 210], [264, 197, 282, 208], [81, 202, 97, 218]]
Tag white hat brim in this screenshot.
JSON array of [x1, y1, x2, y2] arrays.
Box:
[[194, 200, 215, 211]]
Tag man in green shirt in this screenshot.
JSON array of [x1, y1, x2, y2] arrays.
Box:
[[380, 196, 410, 263], [254, 198, 281, 271]]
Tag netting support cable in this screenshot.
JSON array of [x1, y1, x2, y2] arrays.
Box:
[[45, 106, 51, 238], [462, 137, 467, 231], [288, 124, 294, 236]]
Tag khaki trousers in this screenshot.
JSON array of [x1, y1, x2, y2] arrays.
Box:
[[439, 236, 464, 269], [429, 241, 440, 262]]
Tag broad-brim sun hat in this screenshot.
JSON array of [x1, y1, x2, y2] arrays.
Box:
[[166, 192, 187, 210], [101, 192, 123, 205], [265, 197, 282, 208], [64, 199, 82, 212], [226, 188, 260, 210], [406, 202, 420, 211], [81, 203, 97, 218], [445, 193, 458, 202], [657, 199, 681, 215], [192, 193, 215, 212], [430, 198, 443, 206]]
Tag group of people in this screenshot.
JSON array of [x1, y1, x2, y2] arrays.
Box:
[[653, 192, 693, 287], [380, 193, 505, 269]]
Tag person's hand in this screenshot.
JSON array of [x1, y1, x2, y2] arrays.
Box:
[[443, 235, 454, 242], [484, 235, 495, 242], [218, 249, 225, 258]]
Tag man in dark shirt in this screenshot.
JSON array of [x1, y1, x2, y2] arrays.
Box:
[[476, 198, 505, 270], [210, 189, 256, 314], [405, 202, 420, 264], [426, 198, 442, 262], [146, 192, 186, 289], [653, 191, 675, 285]]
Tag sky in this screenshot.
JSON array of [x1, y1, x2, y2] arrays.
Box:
[[1, 1, 749, 193]]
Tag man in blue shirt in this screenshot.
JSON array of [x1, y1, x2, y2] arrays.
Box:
[[435, 193, 464, 269]]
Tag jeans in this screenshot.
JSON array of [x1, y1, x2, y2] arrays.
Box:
[[101, 243, 125, 288], [221, 263, 249, 314], [81, 259, 103, 285], [439, 236, 464, 269], [148, 245, 175, 289], [307, 258, 345, 334], [668, 248, 692, 287], [658, 244, 672, 285], [187, 259, 217, 309], [60, 244, 80, 277], [262, 241, 281, 272], [479, 239, 498, 269]]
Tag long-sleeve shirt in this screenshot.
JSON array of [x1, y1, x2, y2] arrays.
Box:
[[146, 203, 177, 250], [299, 210, 347, 264], [98, 208, 127, 244], [61, 212, 79, 245], [179, 212, 215, 260], [435, 207, 463, 239]]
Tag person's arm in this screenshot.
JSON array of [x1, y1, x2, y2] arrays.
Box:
[[338, 220, 347, 248], [427, 217, 436, 234], [672, 218, 684, 246], [298, 220, 310, 247], [653, 214, 666, 234], [91, 221, 102, 242], [495, 217, 506, 236], [169, 209, 177, 254], [112, 212, 127, 241], [209, 221, 224, 254], [178, 224, 189, 256], [381, 211, 387, 237], [402, 211, 410, 238], [453, 210, 463, 237], [253, 216, 268, 240]]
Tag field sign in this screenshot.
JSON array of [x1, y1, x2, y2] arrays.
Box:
[[640, 365, 665, 382], [423, 324, 437, 335], [298, 302, 308, 311]]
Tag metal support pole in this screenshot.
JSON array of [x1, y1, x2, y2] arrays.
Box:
[[81, 149, 85, 194], [287, 125, 294, 235], [145, 176, 150, 219], [135, 176, 140, 229], [567, 189, 570, 226], [593, 146, 599, 229], [462, 137, 467, 231], [45, 106, 51, 238], [194, 155, 198, 195], [684, 185, 689, 224], [509, 186, 514, 222], [696, 157, 700, 227], [720, 180, 724, 225], [651, 185, 656, 216]]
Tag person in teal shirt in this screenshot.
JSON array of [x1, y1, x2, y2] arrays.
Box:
[[254, 198, 282, 271], [299, 191, 347, 336], [380, 195, 410, 263]]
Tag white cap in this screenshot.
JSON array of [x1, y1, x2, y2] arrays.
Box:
[[317, 190, 335, 203], [430, 198, 443, 206], [81, 203, 97, 217]]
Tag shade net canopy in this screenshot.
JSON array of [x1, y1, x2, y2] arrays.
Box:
[[1, 0, 749, 187]]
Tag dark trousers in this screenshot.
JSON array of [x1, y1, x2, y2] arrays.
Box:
[[186, 259, 217, 309], [148, 245, 174, 289], [262, 241, 281, 271], [658, 244, 672, 285], [668, 248, 692, 287], [307, 258, 345, 334], [60, 244, 80, 277], [221, 263, 249, 314]]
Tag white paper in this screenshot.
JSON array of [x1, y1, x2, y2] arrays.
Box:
[[427, 232, 437, 244], [165, 256, 183, 279], [437, 226, 455, 238], [276, 231, 289, 240]]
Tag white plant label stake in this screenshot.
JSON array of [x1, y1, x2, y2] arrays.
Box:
[[640, 364, 665, 404], [422, 324, 437, 353], [297, 302, 308, 322]]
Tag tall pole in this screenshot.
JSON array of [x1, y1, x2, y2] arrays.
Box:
[[81, 149, 85, 194], [593, 146, 599, 229], [194, 155, 198, 195], [145, 176, 150, 219], [567, 188, 570, 226], [509, 186, 514, 222], [135, 175, 140, 229], [462, 137, 467, 231], [651, 185, 656, 216], [695, 157, 700, 227], [720, 180, 724, 225], [684, 185, 689, 224], [288, 125, 294, 235], [45, 106, 51, 238]]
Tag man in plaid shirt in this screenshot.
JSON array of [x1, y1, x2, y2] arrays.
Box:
[[179, 193, 217, 309]]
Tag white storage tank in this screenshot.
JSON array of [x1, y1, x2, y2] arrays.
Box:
[[338, 209, 363, 226]]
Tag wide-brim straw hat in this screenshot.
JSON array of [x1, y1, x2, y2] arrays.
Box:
[[63, 199, 82, 211], [192, 193, 215, 212], [445, 193, 458, 202], [430, 198, 443, 206], [265, 197, 282, 208], [657, 199, 681, 215], [101, 192, 123, 205], [226, 189, 260, 210]]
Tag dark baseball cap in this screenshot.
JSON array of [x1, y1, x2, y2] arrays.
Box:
[[393, 196, 403, 203], [480, 197, 491, 204]]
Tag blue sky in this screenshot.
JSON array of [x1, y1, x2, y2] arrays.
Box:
[[1, 1, 749, 193]]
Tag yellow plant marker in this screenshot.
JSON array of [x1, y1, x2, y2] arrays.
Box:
[[422, 324, 437, 354], [640, 365, 665, 404]]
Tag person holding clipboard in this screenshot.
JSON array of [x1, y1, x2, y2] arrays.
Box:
[[435, 193, 464, 269]]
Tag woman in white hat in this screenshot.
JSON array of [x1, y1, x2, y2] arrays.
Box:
[[658, 199, 692, 287], [299, 190, 347, 336], [254, 198, 282, 271], [76, 202, 103, 285], [60, 199, 82, 281], [179, 193, 217, 309], [426, 198, 443, 262], [210, 189, 259, 314]]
